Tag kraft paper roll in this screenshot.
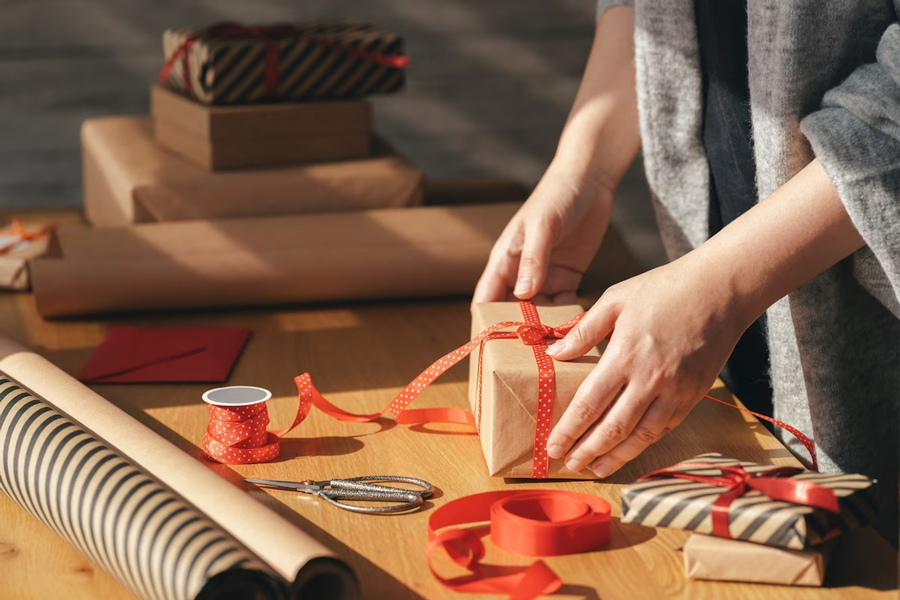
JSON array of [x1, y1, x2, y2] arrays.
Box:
[[30, 203, 519, 318], [0, 335, 357, 600]]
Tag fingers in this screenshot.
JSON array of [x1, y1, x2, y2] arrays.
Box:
[[513, 223, 554, 299], [472, 263, 513, 304], [561, 381, 661, 472], [472, 228, 523, 305], [545, 357, 625, 460], [589, 398, 678, 477], [546, 292, 618, 361]]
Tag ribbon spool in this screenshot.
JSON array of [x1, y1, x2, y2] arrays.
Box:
[[201, 385, 300, 464], [428, 490, 611, 600]]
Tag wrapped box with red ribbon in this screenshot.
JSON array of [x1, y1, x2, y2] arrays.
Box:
[[621, 453, 876, 549], [468, 302, 603, 479], [161, 21, 408, 105]]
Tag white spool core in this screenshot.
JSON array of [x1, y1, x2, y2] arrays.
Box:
[[202, 386, 272, 407]]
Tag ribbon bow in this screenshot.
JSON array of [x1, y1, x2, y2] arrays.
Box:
[[0, 219, 53, 254], [159, 21, 410, 101], [515, 323, 566, 346], [640, 461, 841, 539]]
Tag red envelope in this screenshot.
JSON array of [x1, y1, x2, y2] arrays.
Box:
[[77, 326, 251, 383]]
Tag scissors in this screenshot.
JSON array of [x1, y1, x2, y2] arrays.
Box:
[[244, 475, 434, 514]]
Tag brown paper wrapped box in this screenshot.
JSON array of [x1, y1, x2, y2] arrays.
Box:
[[621, 453, 877, 549], [30, 203, 518, 318], [684, 534, 832, 586], [151, 86, 372, 170], [469, 302, 602, 479], [82, 116, 423, 226], [0, 236, 48, 291]]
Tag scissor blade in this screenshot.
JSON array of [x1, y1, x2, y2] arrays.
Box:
[[243, 478, 318, 493]]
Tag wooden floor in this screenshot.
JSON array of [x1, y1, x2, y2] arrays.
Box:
[[0, 0, 667, 268]]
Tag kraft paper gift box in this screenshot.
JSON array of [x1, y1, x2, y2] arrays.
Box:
[[621, 453, 877, 550], [468, 302, 602, 479], [82, 117, 423, 227], [161, 22, 406, 105], [30, 203, 519, 318], [0, 223, 52, 291], [683, 534, 832, 586], [151, 86, 372, 170]]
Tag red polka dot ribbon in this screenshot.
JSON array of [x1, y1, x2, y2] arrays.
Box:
[[203, 300, 819, 472], [202, 302, 581, 472], [427, 490, 611, 600]]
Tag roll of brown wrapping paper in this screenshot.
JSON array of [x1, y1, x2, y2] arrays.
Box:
[[30, 203, 519, 318], [0, 335, 358, 600]]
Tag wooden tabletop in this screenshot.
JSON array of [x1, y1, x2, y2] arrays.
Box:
[[0, 213, 895, 600]]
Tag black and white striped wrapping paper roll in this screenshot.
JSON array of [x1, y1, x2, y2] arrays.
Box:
[[621, 453, 877, 550], [0, 376, 290, 600], [162, 22, 405, 105]]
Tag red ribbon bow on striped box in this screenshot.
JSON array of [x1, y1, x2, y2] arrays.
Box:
[[160, 21, 409, 105], [621, 453, 877, 550]]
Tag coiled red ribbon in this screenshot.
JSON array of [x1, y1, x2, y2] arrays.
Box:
[[427, 490, 611, 600], [202, 301, 818, 472], [159, 22, 410, 100], [639, 460, 840, 539]]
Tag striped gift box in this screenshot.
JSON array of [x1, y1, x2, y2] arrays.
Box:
[[621, 453, 876, 550], [161, 22, 407, 105]]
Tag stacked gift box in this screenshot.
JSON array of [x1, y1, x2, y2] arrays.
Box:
[[621, 452, 878, 586], [17, 21, 538, 315], [87, 21, 422, 228]]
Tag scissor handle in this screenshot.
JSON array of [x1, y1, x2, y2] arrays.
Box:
[[329, 475, 434, 499], [318, 488, 424, 514]]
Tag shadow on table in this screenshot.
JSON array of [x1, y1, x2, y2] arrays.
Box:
[[824, 528, 898, 591], [259, 492, 428, 600], [555, 584, 601, 600]]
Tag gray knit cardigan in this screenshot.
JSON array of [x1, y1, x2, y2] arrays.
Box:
[[597, 0, 900, 540]]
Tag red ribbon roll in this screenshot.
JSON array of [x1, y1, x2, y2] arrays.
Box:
[[427, 490, 611, 600]]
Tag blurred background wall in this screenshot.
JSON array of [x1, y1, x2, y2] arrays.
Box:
[[0, 0, 666, 268]]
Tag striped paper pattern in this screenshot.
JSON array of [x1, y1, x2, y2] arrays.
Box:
[[621, 453, 876, 550], [162, 22, 405, 105], [0, 376, 290, 600]]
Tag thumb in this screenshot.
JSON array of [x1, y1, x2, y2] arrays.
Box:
[[546, 297, 618, 360], [513, 224, 553, 299]]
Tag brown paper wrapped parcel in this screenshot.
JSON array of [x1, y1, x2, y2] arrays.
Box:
[[468, 302, 602, 479], [30, 203, 518, 318], [0, 231, 49, 291], [151, 85, 372, 170], [82, 117, 423, 227], [683, 534, 832, 586], [621, 453, 877, 549]]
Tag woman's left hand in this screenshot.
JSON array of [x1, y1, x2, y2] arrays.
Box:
[[545, 252, 753, 477]]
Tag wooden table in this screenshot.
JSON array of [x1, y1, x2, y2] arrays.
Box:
[[0, 214, 895, 600]]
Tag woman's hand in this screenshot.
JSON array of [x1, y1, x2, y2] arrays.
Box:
[[543, 159, 865, 478], [473, 4, 641, 305], [545, 254, 750, 477], [472, 165, 615, 304]]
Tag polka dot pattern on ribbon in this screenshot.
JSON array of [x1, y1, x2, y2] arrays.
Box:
[[201, 301, 586, 475]]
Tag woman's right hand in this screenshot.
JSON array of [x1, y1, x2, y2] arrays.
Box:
[[472, 164, 615, 305]]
